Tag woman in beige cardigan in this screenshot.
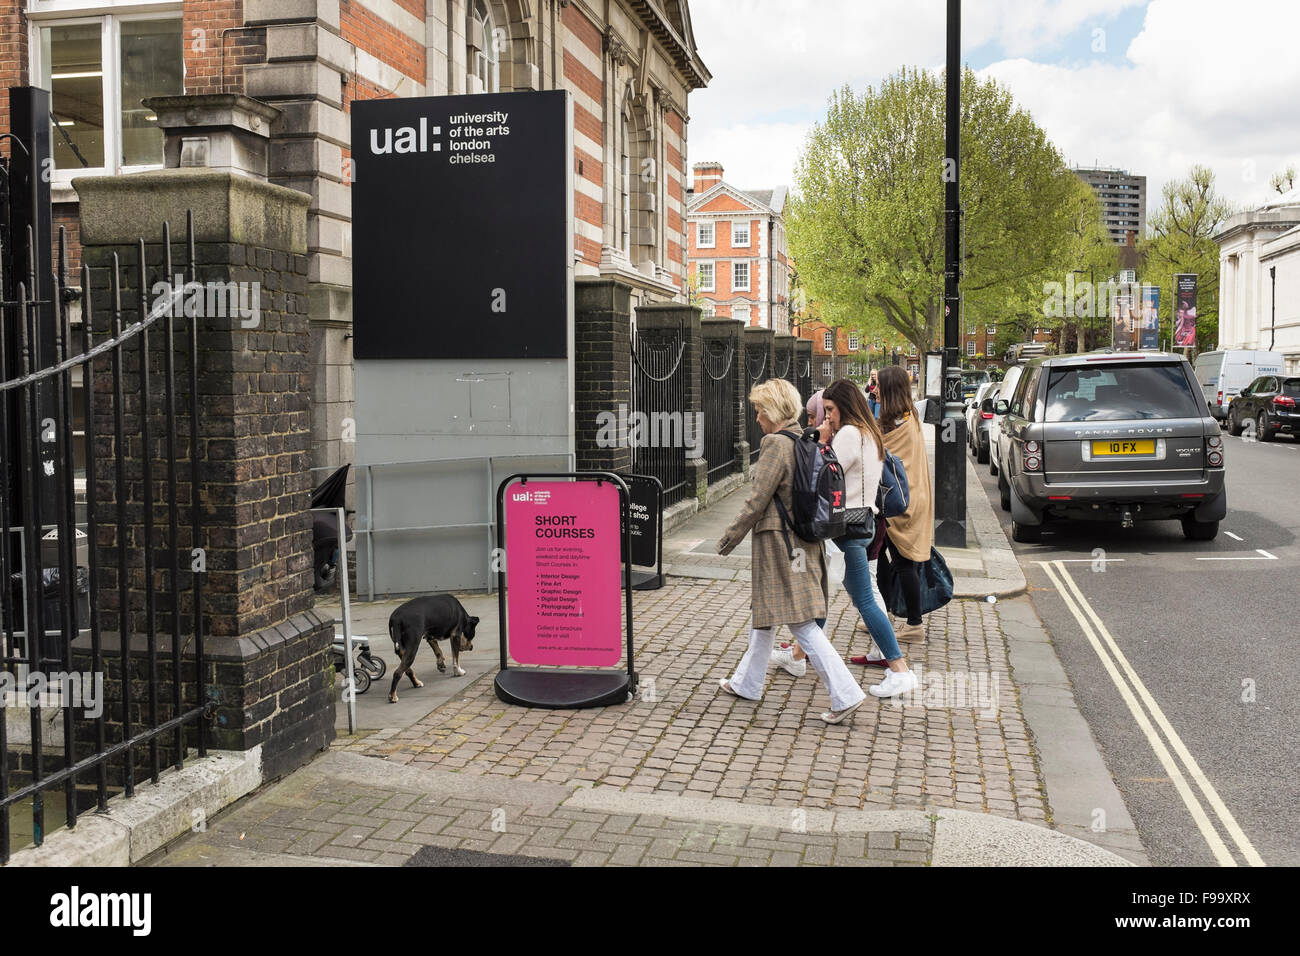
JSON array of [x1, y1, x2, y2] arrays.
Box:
[[716, 378, 867, 724], [876, 365, 935, 643]]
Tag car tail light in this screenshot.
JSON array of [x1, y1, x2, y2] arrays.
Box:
[[1273, 395, 1296, 409], [1024, 440, 1040, 454], [1024, 455, 1041, 472], [1048, 495, 1071, 501], [1217, 389, 1223, 407], [981, 411, 994, 420], [1207, 435, 1222, 449], [1207, 451, 1223, 466]]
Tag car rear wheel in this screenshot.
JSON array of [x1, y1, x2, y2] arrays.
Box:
[[998, 470, 1011, 512], [1181, 514, 1219, 541], [976, 439, 989, 464], [1012, 519, 1041, 543], [1228, 411, 1244, 436], [989, 452, 999, 476], [1258, 412, 1275, 442]]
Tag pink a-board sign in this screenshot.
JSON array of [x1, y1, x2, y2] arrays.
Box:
[[505, 479, 623, 667]]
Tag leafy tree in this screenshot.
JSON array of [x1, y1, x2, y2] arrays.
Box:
[[1270, 164, 1297, 195], [1138, 165, 1235, 353], [788, 67, 1081, 394]]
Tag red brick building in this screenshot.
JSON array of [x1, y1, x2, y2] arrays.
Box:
[[0, 0, 709, 470], [685, 161, 790, 331]]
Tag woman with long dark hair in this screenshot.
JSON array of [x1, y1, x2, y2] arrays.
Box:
[[819, 380, 916, 697], [874, 366, 935, 658]]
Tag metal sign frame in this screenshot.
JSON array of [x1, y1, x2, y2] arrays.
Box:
[[493, 471, 637, 708]]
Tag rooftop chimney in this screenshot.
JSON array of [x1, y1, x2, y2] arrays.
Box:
[[693, 161, 723, 192]]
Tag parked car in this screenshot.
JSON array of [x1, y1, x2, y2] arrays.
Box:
[[988, 363, 1026, 478], [994, 352, 1226, 542], [1227, 375, 1300, 441], [961, 369, 991, 404], [1194, 349, 1284, 424], [966, 382, 1000, 464]]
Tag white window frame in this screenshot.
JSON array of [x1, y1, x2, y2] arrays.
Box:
[[987, 324, 996, 335], [823, 331, 834, 351], [848, 332, 860, 351], [823, 361, 833, 378], [696, 261, 714, 292], [30, 4, 183, 185], [731, 260, 749, 291], [733, 302, 750, 323], [732, 220, 750, 247], [967, 340, 976, 356], [697, 221, 715, 248]]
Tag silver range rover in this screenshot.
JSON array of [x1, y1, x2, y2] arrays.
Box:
[[993, 352, 1227, 543]]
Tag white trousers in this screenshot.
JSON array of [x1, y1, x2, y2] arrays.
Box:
[[730, 620, 866, 712]]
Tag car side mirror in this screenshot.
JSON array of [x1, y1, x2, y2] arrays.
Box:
[[995, 400, 1010, 415], [981, 399, 994, 413]]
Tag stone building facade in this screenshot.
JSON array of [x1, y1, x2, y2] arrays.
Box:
[[0, 0, 709, 474]]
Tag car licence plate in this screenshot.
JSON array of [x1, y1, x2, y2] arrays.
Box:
[[1091, 440, 1156, 456]]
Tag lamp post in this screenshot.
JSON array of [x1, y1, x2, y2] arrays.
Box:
[[1270, 266, 1277, 351], [935, 0, 966, 548]]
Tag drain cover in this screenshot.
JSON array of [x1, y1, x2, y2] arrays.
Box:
[[404, 846, 569, 867]]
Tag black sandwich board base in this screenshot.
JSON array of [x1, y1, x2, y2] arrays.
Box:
[[495, 472, 637, 710], [494, 669, 634, 709], [623, 567, 664, 590]]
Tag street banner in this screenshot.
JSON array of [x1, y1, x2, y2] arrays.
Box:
[[1140, 285, 1160, 350], [505, 479, 623, 667], [1174, 274, 1198, 348], [1111, 291, 1135, 351]]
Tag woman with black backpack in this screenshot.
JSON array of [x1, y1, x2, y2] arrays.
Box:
[[818, 380, 917, 698], [716, 378, 867, 724]]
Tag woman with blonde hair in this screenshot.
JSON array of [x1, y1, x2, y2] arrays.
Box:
[[874, 365, 935, 657], [717, 378, 866, 724]]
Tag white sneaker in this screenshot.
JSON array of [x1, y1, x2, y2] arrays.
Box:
[[770, 646, 807, 677], [869, 668, 918, 698]]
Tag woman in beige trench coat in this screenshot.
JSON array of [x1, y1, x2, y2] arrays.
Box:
[[716, 379, 867, 724]]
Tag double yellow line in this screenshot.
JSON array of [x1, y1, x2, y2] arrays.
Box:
[[1038, 560, 1264, 867]]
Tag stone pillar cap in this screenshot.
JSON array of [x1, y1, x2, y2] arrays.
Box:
[[142, 94, 282, 137]]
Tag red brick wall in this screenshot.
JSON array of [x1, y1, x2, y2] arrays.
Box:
[[341, 2, 425, 88], [0, 0, 30, 160], [563, 2, 602, 57], [52, 204, 82, 279], [185, 1, 264, 96]]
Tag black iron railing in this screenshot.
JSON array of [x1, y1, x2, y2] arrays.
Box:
[[630, 325, 689, 507], [0, 215, 205, 863], [700, 333, 736, 484]]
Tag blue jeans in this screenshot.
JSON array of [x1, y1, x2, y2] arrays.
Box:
[[836, 536, 903, 661]]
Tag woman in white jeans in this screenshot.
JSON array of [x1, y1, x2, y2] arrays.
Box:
[[716, 379, 866, 724]]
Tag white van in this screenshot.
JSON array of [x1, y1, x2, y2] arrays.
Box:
[[1194, 350, 1285, 422]]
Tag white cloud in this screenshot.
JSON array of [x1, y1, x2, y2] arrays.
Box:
[[686, 0, 1300, 213]]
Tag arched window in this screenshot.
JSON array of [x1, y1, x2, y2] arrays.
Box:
[[470, 1, 499, 93]]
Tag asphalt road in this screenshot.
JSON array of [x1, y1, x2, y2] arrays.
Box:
[[973, 430, 1300, 867]]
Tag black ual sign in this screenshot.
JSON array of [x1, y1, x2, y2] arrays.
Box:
[[350, 91, 570, 360]]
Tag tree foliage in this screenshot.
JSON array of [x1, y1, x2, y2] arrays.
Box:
[[1138, 165, 1235, 352], [788, 67, 1082, 391]]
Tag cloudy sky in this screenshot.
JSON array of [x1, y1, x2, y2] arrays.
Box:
[[685, 0, 1300, 216]]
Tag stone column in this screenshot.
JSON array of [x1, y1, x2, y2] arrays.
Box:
[[73, 168, 334, 782]]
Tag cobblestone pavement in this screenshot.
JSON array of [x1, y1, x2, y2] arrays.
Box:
[[339, 580, 1049, 823], [151, 753, 939, 866]]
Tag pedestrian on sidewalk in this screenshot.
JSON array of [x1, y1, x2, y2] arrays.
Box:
[[770, 389, 828, 677], [716, 378, 866, 724], [816, 380, 917, 697], [875, 365, 935, 645], [866, 371, 881, 419]]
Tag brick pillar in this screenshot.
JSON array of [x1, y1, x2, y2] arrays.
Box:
[[574, 278, 633, 473], [635, 301, 704, 506], [73, 169, 334, 782]]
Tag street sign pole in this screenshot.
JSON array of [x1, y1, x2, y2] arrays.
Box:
[[935, 0, 967, 548]]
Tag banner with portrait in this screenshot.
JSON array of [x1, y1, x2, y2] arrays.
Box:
[[1174, 274, 1198, 348], [1111, 291, 1135, 351]]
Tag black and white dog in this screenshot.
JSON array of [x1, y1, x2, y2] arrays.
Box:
[[387, 594, 480, 703]]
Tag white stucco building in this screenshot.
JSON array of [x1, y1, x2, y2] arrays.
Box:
[[1214, 187, 1300, 371]]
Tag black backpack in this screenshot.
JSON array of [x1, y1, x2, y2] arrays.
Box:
[[772, 429, 846, 551]]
